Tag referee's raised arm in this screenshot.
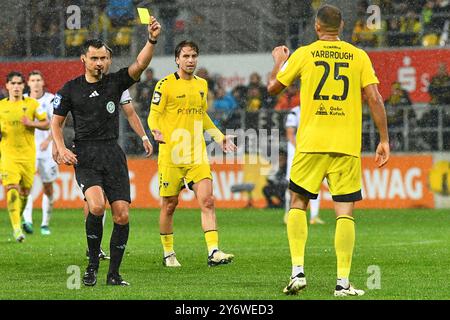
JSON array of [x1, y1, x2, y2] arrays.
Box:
[[128, 16, 162, 81]]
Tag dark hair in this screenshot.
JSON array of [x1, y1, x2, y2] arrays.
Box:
[[316, 4, 342, 31], [6, 71, 25, 83], [81, 38, 113, 56], [28, 70, 44, 79], [174, 40, 199, 59]]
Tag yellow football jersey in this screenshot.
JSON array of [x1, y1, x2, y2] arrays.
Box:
[[0, 97, 46, 163], [148, 73, 224, 166], [277, 40, 379, 157]]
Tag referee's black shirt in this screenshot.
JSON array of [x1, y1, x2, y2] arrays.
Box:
[[53, 68, 136, 142]]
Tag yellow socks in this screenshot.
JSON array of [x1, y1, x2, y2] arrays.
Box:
[[160, 233, 174, 256], [7, 189, 21, 231], [204, 230, 219, 255], [335, 215, 355, 279], [19, 195, 28, 216], [287, 208, 308, 266]]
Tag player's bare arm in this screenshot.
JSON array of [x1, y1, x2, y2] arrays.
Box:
[[286, 127, 296, 146], [51, 114, 77, 165], [267, 46, 290, 95], [21, 116, 49, 130], [128, 16, 161, 81], [364, 84, 390, 168], [40, 133, 53, 151], [121, 102, 153, 157]]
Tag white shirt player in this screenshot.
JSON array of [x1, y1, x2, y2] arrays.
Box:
[[285, 106, 300, 181], [25, 92, 56, 160], [284, 105, 321, 221]]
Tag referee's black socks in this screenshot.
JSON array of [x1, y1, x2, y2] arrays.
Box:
[[86, 213, 104, 268], [108, 223, 129, 276]]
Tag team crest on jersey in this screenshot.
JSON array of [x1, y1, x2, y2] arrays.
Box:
[[199, 91, 204, 99], [53, 94, 62, 109], [152, 91, 162, 105], [106, 101, 115, 113], [163, 181, 169, 188]]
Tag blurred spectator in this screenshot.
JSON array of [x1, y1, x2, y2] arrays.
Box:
[[196, 67, 217, 93], [352, 18, 379, 48], [106, 0, 135, 27], [136, 68, 159, 117], [30, 17, 48, 56], [232, 85, 247, 109], [274, 83, 300, 111], [384, 82, 416, 150], [262, 151, 288, 209], [399, 10, 422, 46], [247, 72, 270, 108], [246, 87, 263, 112], [212, 87, 237, 125], [429, 62, 450, 105], [154, 0, 179, 55], [422, 0, 436, 34]]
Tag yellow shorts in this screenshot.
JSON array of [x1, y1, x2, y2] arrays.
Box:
[[0, 160, 35, 189], [159, 163, 212, 197], [289, 152, 362, 202]]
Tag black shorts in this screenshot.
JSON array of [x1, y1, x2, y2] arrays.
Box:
[[73, 140, 131, 204]]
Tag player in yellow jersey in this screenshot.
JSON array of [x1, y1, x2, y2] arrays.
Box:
[[148, 40, 236, 267], [268, 4, 390, 297], [0, 72, 49, 242]]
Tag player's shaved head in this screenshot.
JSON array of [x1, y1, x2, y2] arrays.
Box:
[[316, 4, 343, 32]]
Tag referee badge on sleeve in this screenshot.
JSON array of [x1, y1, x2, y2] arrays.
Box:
[[53, 94, 62, 109], [152, 91, 162, 105]]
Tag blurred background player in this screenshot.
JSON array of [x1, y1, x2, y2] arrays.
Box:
[[284, 105, 324, 225], [0, 71, 49, 242], [148, 40, 237, 267], [22, 70, 57, 236]]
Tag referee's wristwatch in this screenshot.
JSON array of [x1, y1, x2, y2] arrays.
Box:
[[148, 36, 157, 44]]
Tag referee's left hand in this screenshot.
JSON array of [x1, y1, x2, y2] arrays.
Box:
[[148, 16, 161, 40], [221, 135, 237, 153], [143, 139, 153, 157]]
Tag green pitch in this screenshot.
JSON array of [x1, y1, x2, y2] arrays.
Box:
[[0, 208, 449, 300]]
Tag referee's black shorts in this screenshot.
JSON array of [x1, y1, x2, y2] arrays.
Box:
[[73, 140, 131, 204]]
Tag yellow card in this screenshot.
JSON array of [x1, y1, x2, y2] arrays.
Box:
[[137, 8, 151, 24]]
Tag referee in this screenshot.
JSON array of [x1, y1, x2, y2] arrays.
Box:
[[51, 17, 161, 286]]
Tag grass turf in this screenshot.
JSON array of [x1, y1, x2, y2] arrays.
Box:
[[0, 208, 449, 300]]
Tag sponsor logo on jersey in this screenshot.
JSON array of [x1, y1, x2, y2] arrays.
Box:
[[106, 101, 115, 113], [315, 104, 328, 115], [89, 90, 100, 98], [176, 94, 186, 98], [152, 91, 162, 105], [177, 107, 203, 115], [53, 94, 62, 109]]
